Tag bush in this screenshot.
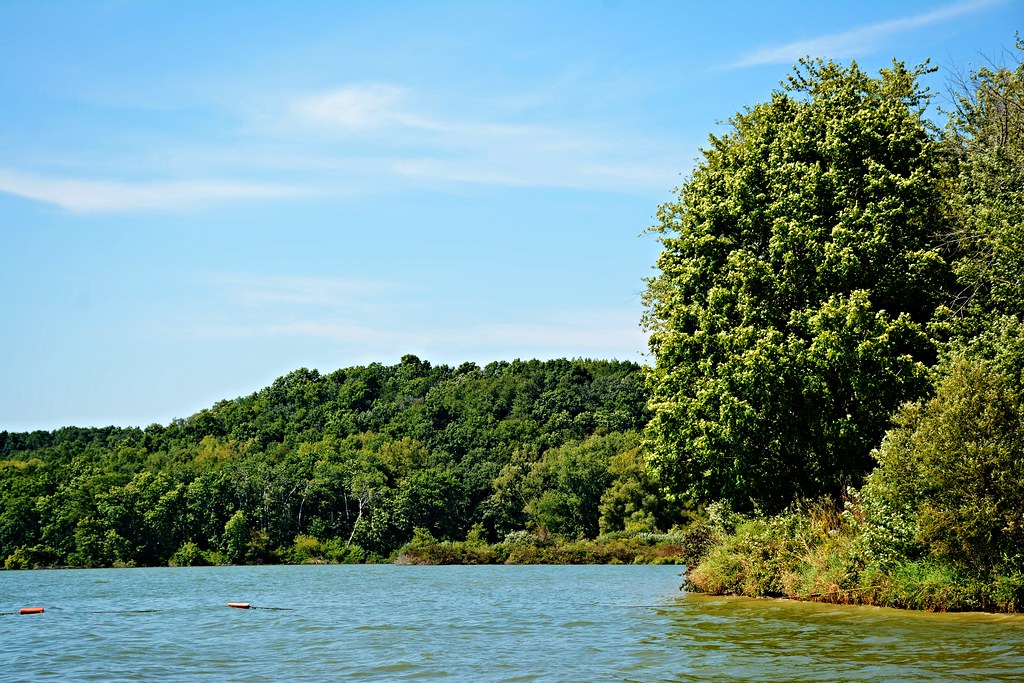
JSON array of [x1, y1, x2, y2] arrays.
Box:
[[169, 542, 210, 567], [396, 541, 500, 565], [685, 500, 866, 600], [5, 544, 59, 570], [286, 535, 327, 564], [392, 530, 687, 565], [686, 515, 804, 596], [859, 357, 1024, 577], [683, 496, 1024, 612]]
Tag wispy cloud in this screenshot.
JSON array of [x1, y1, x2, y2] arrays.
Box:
[[461, 317, 647, 354], [214, 273, 397, 307], [387, 157, 678, 192], [725, 0, 1001, 69], [169, 271, 647, 360], [290, 83, 541, 138], [180, 311, 648, 359], [280, 84, 683, 193], [291, 84, 434, 131], [1, 82, 683, 214], [0, 168, 306, 213]]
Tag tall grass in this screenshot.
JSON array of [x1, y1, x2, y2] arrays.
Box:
[[683, 501, 1024, 613]]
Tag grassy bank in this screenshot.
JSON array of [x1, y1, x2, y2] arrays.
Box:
[[683, 502, 1024, 613]]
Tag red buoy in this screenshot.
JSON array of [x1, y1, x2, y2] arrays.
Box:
[[20, 607, 44, 615], [227, 602, 250, 609]]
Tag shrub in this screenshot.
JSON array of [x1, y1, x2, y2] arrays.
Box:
[[3, 544, 57, 570], [859, 357, 1024, 577], [169, 542, 210, 567], [287, 534, 327, 564]]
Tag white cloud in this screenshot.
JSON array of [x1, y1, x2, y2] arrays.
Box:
[[388, 157, 680, 192], [166, 273, 409, 345], [0, 168, 306, 213], [289, 84, 543, 139], [1, 83, 683, 215], [165, 270, 647, 359], [280, 85, 684, 193], [464, 318, 647, 353], [726, 0, 1001, 69]]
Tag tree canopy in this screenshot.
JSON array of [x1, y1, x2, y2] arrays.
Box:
[[0, 357, 658, 568], [678, 42, 1024, 612], [643, 59, 953, 513]]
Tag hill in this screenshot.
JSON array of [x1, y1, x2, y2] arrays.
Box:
[[0, 356, 668, 568]]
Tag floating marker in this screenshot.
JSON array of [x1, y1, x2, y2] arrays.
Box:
[[19, 607, 44, 615], [226, 602, 292, 611]]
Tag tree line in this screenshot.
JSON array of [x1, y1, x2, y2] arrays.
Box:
[[1, 357, 672, 568]]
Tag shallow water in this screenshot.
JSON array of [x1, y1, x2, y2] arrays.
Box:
[[2, 565, 1023, 681]]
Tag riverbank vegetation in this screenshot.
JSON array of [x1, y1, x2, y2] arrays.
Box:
[[648, 41, 1024, 611], [394, 527, 687, 565]]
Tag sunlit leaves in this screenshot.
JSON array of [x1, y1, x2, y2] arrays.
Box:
[[644, 59, 950, 512]]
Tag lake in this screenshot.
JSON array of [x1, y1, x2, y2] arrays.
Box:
[[2, 564, 1024, 681]]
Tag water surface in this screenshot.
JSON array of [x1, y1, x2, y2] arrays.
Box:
[[2, 565, 1022, 681]]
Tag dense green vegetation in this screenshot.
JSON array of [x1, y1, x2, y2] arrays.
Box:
[[1, 357, 668, 568], [643, 58, 948, 513], [653, 43, 1024, 611]]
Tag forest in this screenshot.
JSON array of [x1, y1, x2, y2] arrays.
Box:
[[3, 40, 1023, 612], [0, 357, 682, 568]]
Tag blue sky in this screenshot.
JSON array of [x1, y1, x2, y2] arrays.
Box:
[[1, 0, 1020, 432]]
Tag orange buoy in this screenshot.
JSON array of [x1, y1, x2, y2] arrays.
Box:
[[227, 602, 250, 609], [20, 607, 44, 615]]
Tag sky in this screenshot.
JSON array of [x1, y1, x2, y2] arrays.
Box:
[[1, 0, 1020, 432]]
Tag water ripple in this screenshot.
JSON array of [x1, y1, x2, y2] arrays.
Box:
[[2, 566, 1024, 681]]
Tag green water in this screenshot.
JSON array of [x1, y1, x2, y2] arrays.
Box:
[[2, 565, 1022, 681]]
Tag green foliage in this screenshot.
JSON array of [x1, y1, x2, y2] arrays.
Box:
[[944, 38, 1024, 323], [684, 502, 975, 609], [4, 547, 31, 570], [395, 529, 501, 565], [864, 560, 984, 611], [857, 356, 1024, 577], [4, 544, 57, 570], [0, 357, 654, 568], [395, 529, 688, 566], [168, 541, 211, 567], [598, 446, 661, 534], [222, 510, 249, 565], [685, 510, 809, 597], [282, 534, 366, 564], [686, 354, 1024, 613], [644, 59, 948, 513], [522, 432, 637, 538], [397, 467, 466, 541]]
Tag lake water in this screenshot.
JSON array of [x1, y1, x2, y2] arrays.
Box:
[[2, 564, 1024, 681]]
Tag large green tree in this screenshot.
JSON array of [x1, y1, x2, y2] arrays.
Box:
[[643, 59, 952, 513]]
